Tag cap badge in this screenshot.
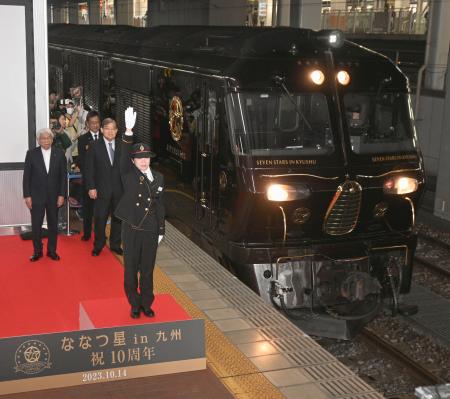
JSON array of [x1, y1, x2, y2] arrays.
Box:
[[139, 145, 144, 151]]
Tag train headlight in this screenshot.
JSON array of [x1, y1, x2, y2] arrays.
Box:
[[383, 177, 418, 195], [266, 184, 311, 202], [317, 29, 345, 48], [310, 70, 325, 85], [337, 70, 350, 85]]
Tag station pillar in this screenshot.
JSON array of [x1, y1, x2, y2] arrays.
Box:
[[274, 0, 321, 30], [424, 0, 450, 91], [88, 0, 100, 24], [431, 53, 450, 221], [68, 2, 78, 24], [209, 0, 247, 25], [116, 0, 134, 25], [413, 0, 450, 220]]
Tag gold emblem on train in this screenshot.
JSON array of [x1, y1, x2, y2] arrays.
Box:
[[169, 96, 183, 142], [292, 207, 311, 224]]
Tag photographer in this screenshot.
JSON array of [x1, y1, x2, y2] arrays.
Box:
[[64, 100, 81, 164], [50, 111, 72, 157]]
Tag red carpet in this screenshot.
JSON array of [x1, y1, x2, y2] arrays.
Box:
[[0, 235, 188, 339]]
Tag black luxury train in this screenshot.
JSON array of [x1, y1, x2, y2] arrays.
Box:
[[48, 24, 425, 338]]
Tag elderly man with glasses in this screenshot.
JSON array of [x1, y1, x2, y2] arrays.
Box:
[[23, 128, 67, 261]]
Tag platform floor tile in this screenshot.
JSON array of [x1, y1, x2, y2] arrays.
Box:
[[248, 353, 294, 371], [263, 367, 313, 387], [281, 383, 332, 399]]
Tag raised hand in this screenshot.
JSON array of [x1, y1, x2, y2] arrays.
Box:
[[125, 106, 137, 130]]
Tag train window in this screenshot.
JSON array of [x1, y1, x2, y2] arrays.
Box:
[[344, 92, 416, 154], [225, 92, 334, 156]]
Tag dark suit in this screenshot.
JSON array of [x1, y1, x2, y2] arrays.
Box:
[[115, 134, 165, 309], [23, 147, 67, 254], [76, 132, 102, 239], [85, 137, 123, 251]]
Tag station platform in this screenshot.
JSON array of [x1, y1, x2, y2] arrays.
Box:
[[1, 222, 383, 399]]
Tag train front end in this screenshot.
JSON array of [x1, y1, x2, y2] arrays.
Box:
[[222, 30, 425, 338]]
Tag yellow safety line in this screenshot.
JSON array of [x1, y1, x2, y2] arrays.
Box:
[[153, 267, 285, 399]]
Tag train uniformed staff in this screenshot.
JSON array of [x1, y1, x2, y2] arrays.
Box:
[[114, 107, 165, 318]]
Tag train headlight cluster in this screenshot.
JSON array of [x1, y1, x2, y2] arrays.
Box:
[[309, 70, 351, 86], [383, 176, 418, 195], [266, 184, 311, 202]]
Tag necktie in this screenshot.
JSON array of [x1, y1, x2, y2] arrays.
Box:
[[93, 134, 98, 140], [108, 142, 114, 165]]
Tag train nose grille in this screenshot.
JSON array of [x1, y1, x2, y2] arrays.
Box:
[[323, 180, 362, 236]]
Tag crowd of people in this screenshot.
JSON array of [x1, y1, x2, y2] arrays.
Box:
[[22, 89, 165, 318]]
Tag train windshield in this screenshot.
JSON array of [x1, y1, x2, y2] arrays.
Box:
[[226, 92, 334, 156], [344, 92, 417, 154]]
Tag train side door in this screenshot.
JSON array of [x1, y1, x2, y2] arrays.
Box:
[[196, 85, 219, 229]]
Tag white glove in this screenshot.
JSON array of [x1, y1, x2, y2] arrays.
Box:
[[125, 106, 136, 130], [158, 235, 163, 244]]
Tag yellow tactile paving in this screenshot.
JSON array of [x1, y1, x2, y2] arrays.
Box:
[[153, 266, 284, 399]]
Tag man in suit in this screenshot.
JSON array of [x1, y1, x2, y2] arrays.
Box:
[[76, 111, 102, 241], [23, 128, 67, 261], [115, 107, 165, 318], [85, 117, 123, 256]]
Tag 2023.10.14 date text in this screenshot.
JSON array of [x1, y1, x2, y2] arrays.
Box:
[[82, 368, 127, 383]]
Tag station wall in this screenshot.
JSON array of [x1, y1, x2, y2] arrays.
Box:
[[0, 0, 48, 226], [415, 52, 450, 220]]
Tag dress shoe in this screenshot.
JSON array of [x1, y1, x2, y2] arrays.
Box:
[[111, 247, 123, 256], [47, 252, 60, 261], [81, 235, 90, 241], [91, 248, 102, 257], [140, 306, 155, 318], [130, 307, 140, 319], [30, 252, 43, 262]]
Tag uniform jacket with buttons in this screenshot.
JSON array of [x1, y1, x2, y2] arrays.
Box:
[[114, 134, 165, 234]]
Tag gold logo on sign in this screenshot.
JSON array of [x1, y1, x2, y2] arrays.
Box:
[[169, 96, 183, 142], [14, 340, 51, 375]]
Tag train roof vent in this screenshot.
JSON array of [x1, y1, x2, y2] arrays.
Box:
[[323, 180, 362, 236]]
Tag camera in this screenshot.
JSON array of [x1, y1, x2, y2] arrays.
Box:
[[51, 121, 62, 131]]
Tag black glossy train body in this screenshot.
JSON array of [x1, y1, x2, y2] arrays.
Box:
[[49, 24, 425, 338]]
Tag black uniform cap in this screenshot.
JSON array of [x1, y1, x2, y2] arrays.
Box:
[[130, 143, 156, 158]]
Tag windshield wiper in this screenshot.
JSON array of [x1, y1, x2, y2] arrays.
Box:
[[273, 75, 312, 131]]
